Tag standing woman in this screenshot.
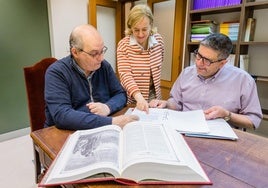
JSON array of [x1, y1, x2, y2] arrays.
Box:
[[117, 4, 164, 113]]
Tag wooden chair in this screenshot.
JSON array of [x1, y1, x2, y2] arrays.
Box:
[[23, 57, 57, 183]]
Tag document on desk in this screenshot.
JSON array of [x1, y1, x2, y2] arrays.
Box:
[[185, 118, 238, 140], [130, 108, 210, 134]]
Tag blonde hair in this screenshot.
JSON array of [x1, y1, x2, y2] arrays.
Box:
[[125, 4, 157, 36]]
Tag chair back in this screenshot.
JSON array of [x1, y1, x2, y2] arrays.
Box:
[[24, 57, 57, 132]]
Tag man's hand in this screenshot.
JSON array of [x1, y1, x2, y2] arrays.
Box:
[[204, 106, 229, 120], [149, 99, 167, 108], [112, 115, 139, 128], [87, 102, 111, 116]]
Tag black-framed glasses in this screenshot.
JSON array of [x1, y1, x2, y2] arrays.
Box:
[[193, 49, 225, 66], [79, 46, 108, 58]]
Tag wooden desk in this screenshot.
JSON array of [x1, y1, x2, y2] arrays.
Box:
[[31, 109, 268, 188]]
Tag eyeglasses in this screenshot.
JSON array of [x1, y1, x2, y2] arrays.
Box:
[[193, 49, 225, 66], [79, 46, 108, 58]]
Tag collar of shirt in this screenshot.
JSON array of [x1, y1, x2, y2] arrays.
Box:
[[129, 34, 158, 49], [71, 58, 95, 79]]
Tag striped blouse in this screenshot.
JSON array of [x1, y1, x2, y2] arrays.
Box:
[[117, 34, 164, 103]]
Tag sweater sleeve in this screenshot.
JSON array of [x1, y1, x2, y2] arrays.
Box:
[[117, 37, 140, 98]]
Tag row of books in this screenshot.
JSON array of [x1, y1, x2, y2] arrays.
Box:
[[219, 18, 256, 42], [191, 18, 256, 42], [191, 20, 217, 42], [193, 0, 241, 10], [219, 22, 240, 41], [227, 54, 250, 72]]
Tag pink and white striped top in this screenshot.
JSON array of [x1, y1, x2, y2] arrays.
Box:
[[117, 34, 164, 103]]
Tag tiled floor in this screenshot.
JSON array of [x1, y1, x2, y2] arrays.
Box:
[[0, 134, 37, 188]]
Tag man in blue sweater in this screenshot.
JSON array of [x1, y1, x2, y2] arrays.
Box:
[[44, 24, 138, 130]]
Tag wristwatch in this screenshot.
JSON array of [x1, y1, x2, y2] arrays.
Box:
[[224, 111, 232, 121]]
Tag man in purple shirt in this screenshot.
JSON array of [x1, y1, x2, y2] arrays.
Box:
[[150, 33, 262, 129]]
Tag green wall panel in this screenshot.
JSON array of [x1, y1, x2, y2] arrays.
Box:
[[0, 0, 51, 134]]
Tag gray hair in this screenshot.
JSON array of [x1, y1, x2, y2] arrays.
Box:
[[69, 31, 83, 51], [200, 33, 233, 60]]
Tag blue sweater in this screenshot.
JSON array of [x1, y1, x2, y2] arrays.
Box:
[[44, 55, 127, 130]]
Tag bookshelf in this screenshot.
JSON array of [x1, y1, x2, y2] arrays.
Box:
[[183, 0, 268, 120]]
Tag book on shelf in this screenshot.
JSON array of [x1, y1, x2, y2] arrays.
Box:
[[39, 122, 211, 187], [220, 21, 240, 28], [190, 52, 195, 66], [193, 0, 241, 10], [191, 20, 217, 34], [185, 118, 238, 140], [191, 27, 211, 34], [220, 21, 240, 41], [129, 108, 210, 134], [190, 34, 209, 42], [191, 20, 216, 24], [227, 54, 236, 66], [239, 54, 249, 72], [244, 18, 256, 42]]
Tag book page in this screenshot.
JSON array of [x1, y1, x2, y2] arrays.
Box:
[[122, 122, 179, 167], [130, 108, 168, 122], [167, 109, 209, 134], [44, 125, 122, 184], [131, 108, 209, 134], [119, 121, 210, 183], [120, 122, 181, 181]]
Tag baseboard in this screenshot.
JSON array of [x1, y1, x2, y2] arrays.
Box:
[[0, 127, 30, 142]]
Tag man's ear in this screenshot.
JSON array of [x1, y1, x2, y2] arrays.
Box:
[[219, 59, 228, 68], [71, 47, 79, 57], [222, 59, 228, 65]]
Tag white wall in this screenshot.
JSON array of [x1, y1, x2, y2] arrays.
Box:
[[96, 6, 116, 70], [47, 0, 117, 70], [153, 0, 175, 81], [47, 0, 88, 59]]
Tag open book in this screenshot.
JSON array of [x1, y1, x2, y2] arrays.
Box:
[[39, 122, 211, 186], [129, 108, 210, 134], [128, 108, 237, 140], [185, 118, 238, 140]]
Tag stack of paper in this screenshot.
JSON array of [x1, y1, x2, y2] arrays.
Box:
[[130, 108, 210, 134], [130, 108, 238, 140], [185, 118, 238, 140]]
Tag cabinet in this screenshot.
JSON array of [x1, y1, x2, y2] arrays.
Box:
[[183, 0, 268, 120]]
